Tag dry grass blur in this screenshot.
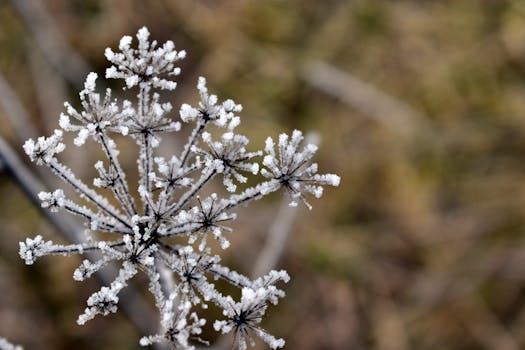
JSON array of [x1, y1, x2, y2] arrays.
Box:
[[2, 0, 525, 349]]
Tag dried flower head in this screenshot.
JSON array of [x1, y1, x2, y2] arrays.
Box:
[[19, 27, 340, 349]]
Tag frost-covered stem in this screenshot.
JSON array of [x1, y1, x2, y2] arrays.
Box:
[[157, 161, 200, 215], [60, 200, 129, 234], [162, 169, 217, 219], [158, 263, 176, 295], [93, 223, 130, 235], [180, 120, 206, 168], [223, 180, 281, 212], [98, 133, 137, 217], [48, 241, 125, 256], [156, 120, 206, 216], [157, 184, 172, 216], [46, 159, 131, 229], [135, 84, 154, 216], [157, 171, 183, 215], [145, 265, 168, 312], [141, 132, 153, 216], [208, 267, 251, 289], [156, 241, 181, 257], [160, 222, 200, 238]]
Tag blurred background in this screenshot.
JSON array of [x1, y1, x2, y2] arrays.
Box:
[[2, 0, 525, 349]]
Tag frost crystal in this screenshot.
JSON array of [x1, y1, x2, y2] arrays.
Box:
[[20, 27, 339, 349], [213, 281, 288, 350]]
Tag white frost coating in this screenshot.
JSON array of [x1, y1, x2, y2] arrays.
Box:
[[179, 103, 199, 122], [74, 128, 90, 146], [213, 281, 287, 349], [105, 26, 184, 91], [23, 129, 65, 165], [19, 235, 54, 265], [0, 337, 23, 350], [19, 27, 339, 350], [125, 75, 140, 89], [77, 286, 119, 325], [84, 72, 98, 92], [136, 26, 150, 43], [119, 35, 132, 51], [59, 113, 70, 129], [261, 129, 340, 209], [192, 132, 262, 192]]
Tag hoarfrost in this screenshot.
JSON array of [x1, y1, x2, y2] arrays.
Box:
[[19, 27, 339, 349]]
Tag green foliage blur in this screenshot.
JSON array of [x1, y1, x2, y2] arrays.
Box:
[[2, 1, 525, 349]]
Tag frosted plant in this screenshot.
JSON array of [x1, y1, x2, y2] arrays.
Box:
[[19, 27, 340, 349]]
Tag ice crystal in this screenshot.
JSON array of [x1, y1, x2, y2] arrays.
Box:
[[20, 27, 340, 349], [213, 281, 288, 350]]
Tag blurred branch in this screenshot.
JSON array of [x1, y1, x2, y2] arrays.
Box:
[[10, 0, 91, 89], [459, 295, 520, 350], [0, 136, 158, 338], [303, 60, 431, 139], [251, 188, 298, 278], [371, 298, 408, 350], [251, 132, 321, 278], [27, 41, 68, 132], [0, 72, 39, 142]]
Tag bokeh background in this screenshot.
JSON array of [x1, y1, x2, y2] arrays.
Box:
[[2, 1, 525, 349]]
